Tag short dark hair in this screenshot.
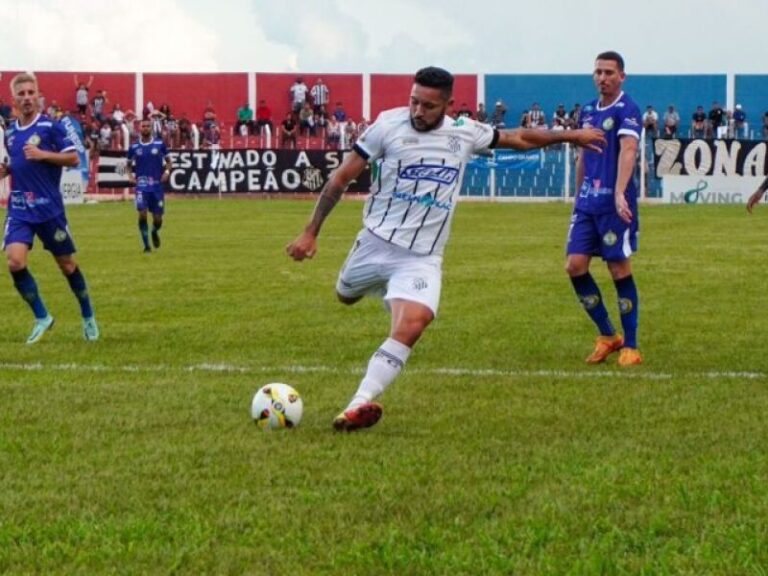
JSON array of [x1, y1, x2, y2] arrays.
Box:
[[595, 51, 625, 71], [414, 66, 453, 99]]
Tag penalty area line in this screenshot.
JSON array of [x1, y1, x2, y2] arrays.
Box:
[[0, 361, 765, 381]]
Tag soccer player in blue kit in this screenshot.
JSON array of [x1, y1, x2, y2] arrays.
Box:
[[0, 73, 99, 343], [566, 51, 643, 366], [127, 118, 171, 252]]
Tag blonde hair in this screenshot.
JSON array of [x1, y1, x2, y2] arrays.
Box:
[[10, 72, 38, 94]]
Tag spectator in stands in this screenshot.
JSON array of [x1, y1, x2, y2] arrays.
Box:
[[491, 100, 507, 128], [314, 106, 328, 135], [149, 109, 165, 139], [326, 115, 341, 149], [178, 115, 191, 148], [708, 101, 725, 138], [159, 103, 171, 118], [111, 103, 126, 127], [332, 102, 347, 122], [344, 118, 358, 147], [569, 103, 581, 128], [763, 111, 768, 139], [98, 120, 112, 151], [255, 99, 273, 135], [290, 77, 309, 114], [519, 109, 531, 128], [457, 102, 473, 119], [38, 91, 46, 114], [203, 100, 217, 128], [202, 122, 221, 149], [691, 105, 707, 138], [552, 103, 569, 130], [299, 101, 316, 136], [357, 117, 369, 136], [73, 75, 93, 117], [235, 102, 254, 136], [310, 77, 330, 114], [92, 90, 107, 123], [642, 105, 658, 137], [663, 104, 680, 138], [46, 100, 61, 119], [0, 97, 12, 124], [87, 120, 101, 153], [476, 102, 488, 123], [281, 112, 297, 148], [733, 104, 747, 138], [529, 102, 545, 128], [165, 115, 179, 148]]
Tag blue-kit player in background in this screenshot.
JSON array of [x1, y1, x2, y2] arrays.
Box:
[[565, 51, 643, 367], [0, 72, 99, 343], [127, 118, 171, 253]]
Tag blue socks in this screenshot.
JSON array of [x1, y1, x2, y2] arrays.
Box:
[[11, 268, 48, 319], [570, 273, 616, 337], [614, 275, 639, 349], [139, 219, 150, 250], [65, 267, 94, 319]]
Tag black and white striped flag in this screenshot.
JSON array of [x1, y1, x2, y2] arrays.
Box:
[[97, 150, 131, 188]]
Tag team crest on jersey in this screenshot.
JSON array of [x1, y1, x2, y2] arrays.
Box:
[[602, 118, 615, 131], [27, 134, 41, 146], [447, 136, 461, 153], [151, 148, 159, 155], [54, 228, 68, 243], [603, 231, 617, 246], [136, 148, 143, 156]]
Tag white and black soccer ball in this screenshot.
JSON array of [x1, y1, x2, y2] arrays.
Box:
[[251, 383, 303, 430]]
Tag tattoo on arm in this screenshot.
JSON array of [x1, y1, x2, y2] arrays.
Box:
[[307, 181, 345, 234]]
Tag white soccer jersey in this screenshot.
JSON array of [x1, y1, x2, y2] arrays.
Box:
[[355, 107, 496, 256]]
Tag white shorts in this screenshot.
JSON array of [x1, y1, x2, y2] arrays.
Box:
[[336, 229, 443, 315]]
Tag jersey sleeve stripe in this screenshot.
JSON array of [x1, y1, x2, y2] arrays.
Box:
[[353, 143, 371, 160], [617, 129, 640, 140]]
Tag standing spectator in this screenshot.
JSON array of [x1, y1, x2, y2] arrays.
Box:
[[456, 102, 473, 119], [529, 102, 545, 127], [159, 103, 171, 118], [290, 77, 309, 114], [642, 105, 658, 137], [299, 101, 315, 136], [46, 100, 61, 119], [255, 99, 273, 135], [344, 118, 358, 147], [708, 101, 725, 139], [326, 115, 341, 148], [491, 100, 507, 128], [165, 115, 179, 148], [203, 100, 217, 128], [552, 103, 569, 130], [281, 112, 297, 148], [98, 120, 112, 150], [310, 78, 330, 113], [112, 103, 126, 126], [663, 105, 680, 138], [235, 102, 253, 136], [569, 103, 582, 129], [202, 123, 221, 149], [73, 75, 93, 117], [356, 117, 369, 136], [691, 105, 707, 138], [566, 50, 643, 367], [92, 90, 107, 123], [733, 104, 747, 138], [519, 109, 531, 128], [178, 115, 191, 148], [332, 102, 347, 122], [0, 72, 99, 343], [476, 102, 488, 123]]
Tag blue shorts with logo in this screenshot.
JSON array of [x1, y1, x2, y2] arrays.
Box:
[[566, 209, 638, 261], [3, 214, 77, 256], [135, 188, 165, 215]]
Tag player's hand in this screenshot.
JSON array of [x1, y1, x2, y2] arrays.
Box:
[[161, 170, 170, 184], [747, 189, 765, 214], [128, 174, 137, 186], [286, 230, 318, 261], [23, 144, 47, 161], [574, 128, 606, 153], [615, 193, 632, 224]]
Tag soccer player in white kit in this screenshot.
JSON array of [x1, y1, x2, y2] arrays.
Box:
[[287, 67, 606, 431]]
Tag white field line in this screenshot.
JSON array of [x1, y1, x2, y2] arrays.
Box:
[[0, 362, 765, 381]]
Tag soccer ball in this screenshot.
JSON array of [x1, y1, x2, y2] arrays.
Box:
[[251, 383, 303, 430]]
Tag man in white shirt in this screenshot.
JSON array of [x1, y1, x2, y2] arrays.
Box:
[[289, 77, 309, 114], [286, 67, 606, 432]]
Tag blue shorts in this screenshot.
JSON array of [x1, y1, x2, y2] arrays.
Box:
[[136, 189, 165, 215], [3, 214, 77, 256], [566, 209, 638, 261]]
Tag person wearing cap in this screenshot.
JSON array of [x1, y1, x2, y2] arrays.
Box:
[[490, 99, 506, 128], [733, 104, 747, 139]]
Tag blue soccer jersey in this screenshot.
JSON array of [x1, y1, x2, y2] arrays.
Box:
[[576, 92, 642, 214], [127, 139, 168, 192], [5, 113, 76, 223]]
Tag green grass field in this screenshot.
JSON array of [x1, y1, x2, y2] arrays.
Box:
[[2, 198, 768, 575]]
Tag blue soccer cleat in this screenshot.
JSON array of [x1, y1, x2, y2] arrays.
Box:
[[82, 316, 100, 341], [26, 315, 55, 344]]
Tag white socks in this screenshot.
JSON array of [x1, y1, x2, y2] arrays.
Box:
[[348, 338, 412, 409]]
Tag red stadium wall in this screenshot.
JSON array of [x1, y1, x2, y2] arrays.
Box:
[[256, 73, 363, 123], [143, 73, 248, 127], [0, 71, 135, 116], [370, 74, 477, 120]]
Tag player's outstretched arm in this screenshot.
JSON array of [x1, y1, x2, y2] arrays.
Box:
[[286, 150, 368, 261], [747, 176, 768, 214], [497, 127, 606, 152]]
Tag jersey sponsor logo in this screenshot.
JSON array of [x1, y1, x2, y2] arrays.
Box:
[[398, 164, 459, 185], [393, 190, 453, 211], [400, 137, 419, 145], [602, 118, 615, 131], [624, 117, 640, 128]]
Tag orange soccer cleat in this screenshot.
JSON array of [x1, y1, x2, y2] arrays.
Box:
[[618, 347, 643, 367], [585, 334, 624, 364]]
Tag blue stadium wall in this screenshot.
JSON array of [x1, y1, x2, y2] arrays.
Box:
[[735, 75, 768, 123], [485, 74, 727, 131]]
